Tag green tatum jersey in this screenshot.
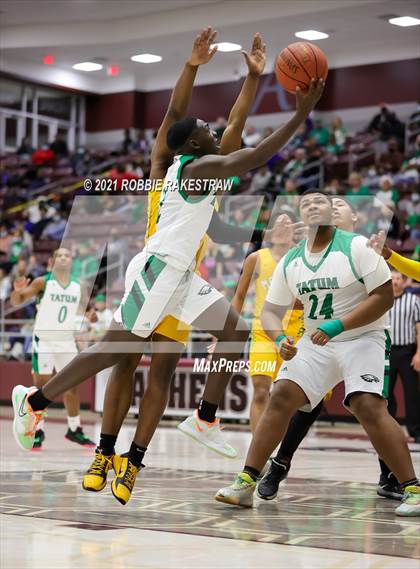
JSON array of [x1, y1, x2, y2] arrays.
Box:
[[33, 272, 81, 340], [266, 228, 391, 341]]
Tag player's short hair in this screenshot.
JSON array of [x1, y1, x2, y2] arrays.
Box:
[[270, 208, 297, 227], [167, 117, 198, 151], [332, 196, 357, 214], [300, 188, 331, 201]]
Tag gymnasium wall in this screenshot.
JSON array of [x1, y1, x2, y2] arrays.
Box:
[[85, 58, 419, 134]]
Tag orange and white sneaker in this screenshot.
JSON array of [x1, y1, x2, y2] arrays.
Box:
[[177, 411, 237, 458], [12, 385, 46, 450]]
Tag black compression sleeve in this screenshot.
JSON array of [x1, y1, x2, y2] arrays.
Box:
[[207, 210, 264, 244]]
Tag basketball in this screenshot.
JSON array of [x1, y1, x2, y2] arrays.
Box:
[[275, 42, 328, 94]]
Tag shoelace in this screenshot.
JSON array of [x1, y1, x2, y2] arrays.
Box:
[[88, 454, 112, 476], [24, 410, 47, 438], [121, 462, 138, 490]]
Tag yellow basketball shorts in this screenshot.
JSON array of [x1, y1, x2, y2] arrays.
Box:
[[249, 322, 304, 380], [153, 315, 190, 346]]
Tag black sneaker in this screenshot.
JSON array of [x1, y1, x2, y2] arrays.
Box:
[[65, 427, 96, 447], [377, 473, 403, 500], [257, 459, 289, 500], [32, 429, 45, 450]]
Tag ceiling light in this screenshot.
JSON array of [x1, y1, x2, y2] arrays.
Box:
[[211, 42, 242, 52], [388, 16, 420, 27], [294, 30, 329, 40], [131, 53, 162, 63], [72, 62, 103, 72]]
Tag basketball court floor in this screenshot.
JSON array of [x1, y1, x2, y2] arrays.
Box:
[[1, 410, 419, 569]]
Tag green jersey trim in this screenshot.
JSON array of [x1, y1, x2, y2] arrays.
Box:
[[301, 228, 337, 273], [329, 229, 364, 284], [176, 154, 211, 202]]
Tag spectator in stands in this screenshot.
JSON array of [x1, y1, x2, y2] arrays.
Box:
[[9, 226, 31, 264], [121, 129, 133, 154], [346, 171, 370, 196], [0, 267, 11, 300], [243, 125, 262, 147], [32, 202, 56, 240], [325, 133, 341, 156], [50, 132, 68, 158], [378, 138, 404, 173], [376, 175, 398, 207], [88, 294, 113, 340], [108, 162, 140, 190], [249, 166, 272, 194], [280, 178, 299, 208], [11, 257, 29, 280], [330, 116, 346, 147], [308, 119, 329, 146], [32, 144, 55, 167], [287, 123, 307, 152], [215, 116, 227, 140], [71, 243, 99, 281], [324, 178, 342, 195], [71, 147, 91, 177], [17, 137, 34, 160], [281, 147, 307, 184], [26, 254, 44, 278], [368, 104, 405, 148], [406, 208, 420, 240], [41, 210, 67, 241]]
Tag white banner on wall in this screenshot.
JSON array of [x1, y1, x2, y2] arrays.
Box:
[[95, 358, 252, 420]]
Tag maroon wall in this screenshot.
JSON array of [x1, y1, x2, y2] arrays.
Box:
[[85, 58, 419, 132], [0, 360, 95, 407]]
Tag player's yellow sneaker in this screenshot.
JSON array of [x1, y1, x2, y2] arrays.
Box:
[[82, 450, 122, 492], [111, 454, 143, 505]]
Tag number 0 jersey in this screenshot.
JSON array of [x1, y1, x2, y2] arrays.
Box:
[[33, 273, 81, 341], [266, 229, 391, 341]]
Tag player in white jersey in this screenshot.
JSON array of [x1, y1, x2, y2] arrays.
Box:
[[11, 78, 324, 499], [216, 190, 420, 517], [10, 248, 95, 448]]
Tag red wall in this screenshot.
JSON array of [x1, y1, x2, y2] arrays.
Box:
[[0, 360, 95, 407], [85, 58, 420, 132]]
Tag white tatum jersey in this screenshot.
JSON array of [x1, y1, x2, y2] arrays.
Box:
[[145, 154, 217, 271], [33, 273, 81, 340], [267, 228, 391, 341]]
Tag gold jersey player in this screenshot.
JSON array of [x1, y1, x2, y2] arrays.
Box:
[[81, 30, 284, 498], [10, 248, 95, 448], [215, 190, 419, 517], [11, 36, 323, 499], [231, 212, 304, 433]]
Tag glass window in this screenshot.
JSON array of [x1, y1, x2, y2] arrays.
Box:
[[37, 87, 71, 120], [5, 116, 18, 147], [0, 79, 23, 111], [38, 122, 50, 147]]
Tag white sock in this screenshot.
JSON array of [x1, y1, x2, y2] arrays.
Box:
[[67, 415, 81, 432], [37, 419, 45, 431]]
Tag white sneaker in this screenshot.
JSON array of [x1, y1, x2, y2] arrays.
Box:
[[215, 472, 256, 507], [12, 385, 46, 450], [177, 411, 237, 458], [395, 485, 420, 516]]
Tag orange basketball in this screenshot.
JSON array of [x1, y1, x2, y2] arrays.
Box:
[[275, 42, 328, 94]]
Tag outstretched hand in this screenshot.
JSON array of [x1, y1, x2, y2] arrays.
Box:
[[188, 26, 218, 66], [13, 276, 30, 292], [296, 78, 325, 119], [242, 32, 266, 77], [367, 230, 391, 259]]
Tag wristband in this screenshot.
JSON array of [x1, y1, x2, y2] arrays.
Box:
[[275, 334, 286, 347], [316, 319, 344, 339]]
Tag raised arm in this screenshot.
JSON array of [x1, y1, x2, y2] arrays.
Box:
[[184, 79, 325, 182], [10, 276, 45, 306], [150, 27, 217, 173], [231, 252, 258, 314], [219, 33, 266, 155]]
